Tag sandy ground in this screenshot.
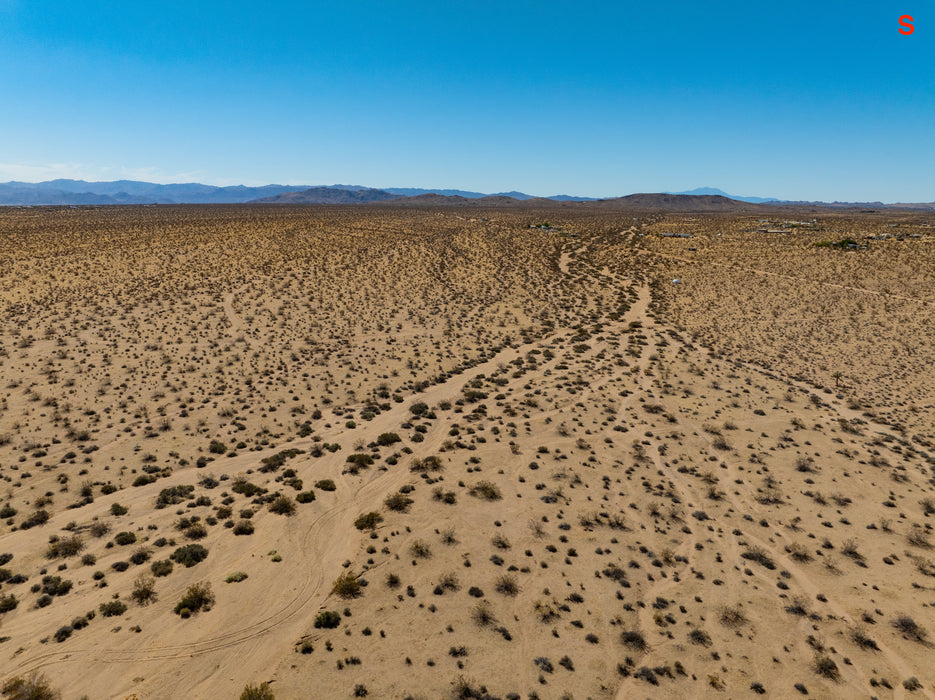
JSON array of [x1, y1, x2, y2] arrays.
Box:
[[0, 205, 933, 700]]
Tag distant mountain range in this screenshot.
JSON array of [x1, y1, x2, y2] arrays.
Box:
[[255, 190, 768, 211], [0, 179, 931, 210], [312, 185, 597, 201], [251, 187, 401, 204], [0, 180, 312, 205], [667, 187, 779, 204], [0, 180, 597, 206]]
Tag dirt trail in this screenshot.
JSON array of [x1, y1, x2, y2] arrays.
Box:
[[222, 284, 262, 350]]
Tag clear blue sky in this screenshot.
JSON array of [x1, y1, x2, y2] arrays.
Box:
[[0, 1, 931, 200]]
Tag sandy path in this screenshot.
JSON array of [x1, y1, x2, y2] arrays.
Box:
[[222, 284, 263, 350]]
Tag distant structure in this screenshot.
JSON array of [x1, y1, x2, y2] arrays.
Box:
[[672, 278, 682, 285], [660, 232, 691, 238]]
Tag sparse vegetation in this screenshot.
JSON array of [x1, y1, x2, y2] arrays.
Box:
[[268, 494, 296, 516], [1, 673, 61, 700], [332, 571, 362, 598], [468, 481, 502, 501], [170, 544, 209, 568], [239, 682, 275, 700], [354, 512, 383, 531], [314, 610, 341, 629], [1, 204, 934, 700], [130, 575, 157, 606], [174, 581, 215, 617]]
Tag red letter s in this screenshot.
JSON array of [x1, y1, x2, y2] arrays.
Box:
[[899, 15, 914, 35]]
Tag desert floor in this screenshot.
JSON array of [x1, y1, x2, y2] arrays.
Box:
[[0, 205, 934, 700]]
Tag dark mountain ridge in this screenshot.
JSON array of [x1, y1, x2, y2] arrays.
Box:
[[1, 179, 929, 209], [251, 187, 401, 204]]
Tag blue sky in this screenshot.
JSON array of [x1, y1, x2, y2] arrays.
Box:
[[0, 1, 931, 200]]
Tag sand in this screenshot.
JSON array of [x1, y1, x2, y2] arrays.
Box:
[[0, 205, 933, 699]]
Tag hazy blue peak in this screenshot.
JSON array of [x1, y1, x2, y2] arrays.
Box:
[[668, 187, 779, 204]]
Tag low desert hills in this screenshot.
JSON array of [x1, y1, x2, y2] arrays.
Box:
[[0, 205, 933, 699]]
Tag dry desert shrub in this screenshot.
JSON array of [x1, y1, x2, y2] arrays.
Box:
[[813, 654, 840, 681], [850, 625, 879, 651], [44, 535, 84, 559], [332, 571, 362, 598], [620, 629, 649, 651], [384, 492, 413, 512], [494, 575, 519, 596], [409, 540, 432, 559], [468, 481, 501, 501], [719, 605, 748, 629], [470, 602, 496, 627], [240, 682, 275, 700], [130, 574, 157, 606], [1, 673, 61, 700], [892, 615, 928, 643], [354, 512, 383, 531], [174, 581, 214, 617]]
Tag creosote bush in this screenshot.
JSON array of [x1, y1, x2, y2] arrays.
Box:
[[114, 531, 136, 546], [240, 682, 275, 700], [1, 673, 61, 700], [892, 615, 928, 643], [376, 432, 401, 446], [268, 494, 296, 516], [151, 559, 173, 577], [409, 540, 432, 559], [99, 600, 127, 617], [45, 535, 84, 559], [354, 512, 383, 531], [719, 605, 748, 629], [332, 571, 362, 598], [314, 610, 341, 629], [131, 575, 157, 606], [170, 544, 209, 568], [469, 481, 501, 501], [233, 519, 255, 535], [494, 575, 519, 596], [813, 654, 840, 681], [471, 602, 496, 627], [620, 629, 649, 651], [384, 492, 413, 512], [174, 581, 215, 617]]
